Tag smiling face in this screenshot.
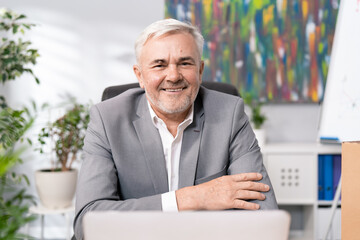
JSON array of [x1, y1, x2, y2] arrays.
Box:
[[133, 32, 204, 120]]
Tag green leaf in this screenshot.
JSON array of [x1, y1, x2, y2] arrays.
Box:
[[22, 174, 30, 185], [4, 12, 12, 20], [15, 14, 26, 20], [12, 24, 19, 34], [23, 24, 31, 29]]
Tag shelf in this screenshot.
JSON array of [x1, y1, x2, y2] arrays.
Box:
[[262, 142, 342, 240], [278, 201, 315, 206], [317, 200, 341, 206], [262, 142, 341, 155], [278, 200, 342, 206]]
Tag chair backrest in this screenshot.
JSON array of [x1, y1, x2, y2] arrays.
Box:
[[101, 82, 240, 101]]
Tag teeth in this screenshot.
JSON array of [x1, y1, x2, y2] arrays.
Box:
[[165, 88, 183, 92]]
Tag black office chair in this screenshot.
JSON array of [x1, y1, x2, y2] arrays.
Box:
[[101, 81, 240, 101]]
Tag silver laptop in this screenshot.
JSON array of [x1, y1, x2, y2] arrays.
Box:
[[83, 210, 290, 240]]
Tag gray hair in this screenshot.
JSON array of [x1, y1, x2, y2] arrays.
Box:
[[134, 18, 204, 63]]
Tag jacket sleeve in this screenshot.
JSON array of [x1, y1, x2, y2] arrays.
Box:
[[73, 105, 162, 240], [227, 98, 278, 210]]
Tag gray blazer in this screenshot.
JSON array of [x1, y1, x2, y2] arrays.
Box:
[[74, 87, 277, 240]]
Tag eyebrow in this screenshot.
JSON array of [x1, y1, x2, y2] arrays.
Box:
[[179, 57, 196, 63], [149, 59, 166, 65]]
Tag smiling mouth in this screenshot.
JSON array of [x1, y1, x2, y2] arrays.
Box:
[[162, 87, 187, 92]]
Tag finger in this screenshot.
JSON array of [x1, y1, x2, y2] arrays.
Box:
[[233, 199, 260, 210], [235, 190, 266, 200], [231, 172, 263, 182], [235, 181, 270, 192]]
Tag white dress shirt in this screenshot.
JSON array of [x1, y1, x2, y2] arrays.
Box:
[[147, 101, 194, 212]]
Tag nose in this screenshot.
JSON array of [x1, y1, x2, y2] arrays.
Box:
[[166, 64, 181, 82]]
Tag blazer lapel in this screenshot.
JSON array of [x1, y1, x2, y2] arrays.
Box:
[[133, 95, 169, 194], [178, 97, 204, 188]]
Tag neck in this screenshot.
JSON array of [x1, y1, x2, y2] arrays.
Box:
[[153, 107, 191, 137]]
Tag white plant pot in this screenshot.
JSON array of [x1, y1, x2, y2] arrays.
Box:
[[253, 128, 266, 148], [35, 169, 78, 209]]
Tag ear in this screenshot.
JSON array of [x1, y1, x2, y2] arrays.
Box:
[[133, 65, 144, 88]]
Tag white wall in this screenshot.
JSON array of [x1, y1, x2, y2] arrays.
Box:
[[1, 0, 321, 238], [263, 103, 321, 142], [1, 0, 165, 238], [1, 0, 165, 106]]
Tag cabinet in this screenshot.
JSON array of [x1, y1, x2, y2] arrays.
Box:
[[262, 143, 342, 240]]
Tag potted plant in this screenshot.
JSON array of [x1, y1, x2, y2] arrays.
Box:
[[243, 92, 267, 147], [36, 99, 90, 209], [0, 8, 39, 239]]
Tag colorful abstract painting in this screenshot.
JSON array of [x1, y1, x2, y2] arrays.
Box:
[[165, 0, 340, 103]]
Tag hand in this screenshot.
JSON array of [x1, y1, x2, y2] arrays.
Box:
[[176, 173, 269, 211]]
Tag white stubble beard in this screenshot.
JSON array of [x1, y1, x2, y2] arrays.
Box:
[[145, 81, 200, 114]]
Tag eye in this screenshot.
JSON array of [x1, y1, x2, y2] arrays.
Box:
[[181, 62, 193, 66], [153, 64, 165, 68]]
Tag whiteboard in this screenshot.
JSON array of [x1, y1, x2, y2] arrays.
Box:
[[318, 0, 360, 142]]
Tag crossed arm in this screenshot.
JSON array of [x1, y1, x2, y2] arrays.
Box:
[[176, 172, 270, 211]]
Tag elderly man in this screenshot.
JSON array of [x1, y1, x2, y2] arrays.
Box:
[[73, 18, 277, 240]]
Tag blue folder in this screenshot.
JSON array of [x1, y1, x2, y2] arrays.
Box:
[[324, 155, 334, 200], [318, 155, 325, 200]]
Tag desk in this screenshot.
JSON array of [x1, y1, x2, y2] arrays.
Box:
[[28, 205, 74, 240]]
